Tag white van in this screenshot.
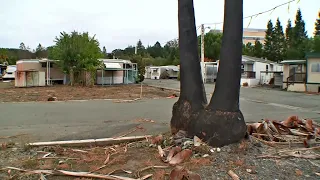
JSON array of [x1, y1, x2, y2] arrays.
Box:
[[2, 65, 17, 80]]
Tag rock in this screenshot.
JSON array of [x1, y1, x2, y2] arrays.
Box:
[[202, 154, 209, 158], [194, 136, 202, 147], [47, 97, 57, 101]]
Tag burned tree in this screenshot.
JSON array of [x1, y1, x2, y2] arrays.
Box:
[[171, 0, 247, 147]]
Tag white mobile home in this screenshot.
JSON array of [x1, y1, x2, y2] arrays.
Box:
[[241, 55, 283, 87], [202, 61, 219, 83], [281, 53, 320, 93], [96, 59, 138, 85], [145, 65, 179, 80]]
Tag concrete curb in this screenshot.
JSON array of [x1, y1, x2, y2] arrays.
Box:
[[146, 84, 213, 96]]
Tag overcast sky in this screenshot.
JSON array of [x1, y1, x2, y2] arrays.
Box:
[[0, 0, 318, 51]]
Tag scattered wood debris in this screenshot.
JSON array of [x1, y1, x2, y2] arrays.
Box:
[[169, 166, 201, 180], [247, 116, 320, 161], [4, 116, 320, 179], [3, 167, 138, 180], [0, 133, 28, 139], [28, 136, 151, 147], [134, 118, 156, 123], [228, 170, 240, 180], [113, 98, 141, 103], [247, 116, 320, 148], [112, 126, 146, 138]]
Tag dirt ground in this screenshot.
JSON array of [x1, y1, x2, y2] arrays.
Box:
[[0, 82, 178, 102], [1, 133, 320, 180]]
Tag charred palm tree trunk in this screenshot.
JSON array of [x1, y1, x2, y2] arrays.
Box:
[[191, 0, 247, 147], [172, 0, 247, 147], [170, 0, 207, 134]]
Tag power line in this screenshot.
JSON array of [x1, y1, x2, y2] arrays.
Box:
[[203, 0, 298, 26], [161, 0, 300, 45]]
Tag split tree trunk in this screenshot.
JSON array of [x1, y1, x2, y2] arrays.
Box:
[[170, 0, 207, 134], [171, 0, 247, 147]]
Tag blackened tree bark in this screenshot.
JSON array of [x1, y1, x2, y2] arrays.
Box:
[[171, 0, 247, 147], [170, 0, 207, 134]]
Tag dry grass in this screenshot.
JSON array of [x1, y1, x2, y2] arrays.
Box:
[[0, 84, 178, 102]]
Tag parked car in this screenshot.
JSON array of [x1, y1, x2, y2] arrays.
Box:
[[2, 65, 16, 80]]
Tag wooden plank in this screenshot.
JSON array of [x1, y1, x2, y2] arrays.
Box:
[[28, 135, 151, 147]]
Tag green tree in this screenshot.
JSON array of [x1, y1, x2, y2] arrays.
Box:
[[102, 46, 107, 58], [163, 39, 179, 64], [147, 41, 163, 58], [273, 18, 286, 62], [49, 31, 102, 85], [263, 20, 276, 61], [0, 48, 9, 63], [200, 32, 222, 60], [136, 39, 146, 55], [35, 43, 47, 58], [19, 42, 26, 50], [242, 42, 254, 56], [313, 36, 320, 52], [253, 40, 263, 58], [130, 54, 146, 82], [291, 9, 308, 59], [314, 11, 320, 36], [285, 20, 293, 49]]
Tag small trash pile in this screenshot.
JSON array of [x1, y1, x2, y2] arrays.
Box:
[[149, 130, 215, 165], [247, 116, 320, 148], [147, 131, 217, 179]]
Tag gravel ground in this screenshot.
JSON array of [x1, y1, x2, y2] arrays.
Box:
[[1, 134, 320, 180]]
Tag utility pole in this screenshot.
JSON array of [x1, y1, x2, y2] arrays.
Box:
[[135, 42, 138, 55], [201, 24, 205, 63], [200, 24, 205, 83]]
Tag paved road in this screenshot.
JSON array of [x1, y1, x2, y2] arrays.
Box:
[[144, 79, 320, 111], [144, 79, 320, 121], [0, 80, 319, 142]]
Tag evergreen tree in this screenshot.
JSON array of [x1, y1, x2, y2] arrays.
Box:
[[291, 9, 308, 58], [313, 36, 320, 52], [263, 20, 276, 61], [102, 46, 107, 58], [315, 11, 320, 36], [273, 18, 286, 62], [253, 39, 263, 58], [136, 39, 146, 55], [35, 43, 46, 58], [19, 42, 26, 50], [285, 19, 293, 48], [243, 42, 254, 56]]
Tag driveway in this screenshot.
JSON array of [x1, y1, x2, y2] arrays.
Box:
[[0, 80, 319, 142]]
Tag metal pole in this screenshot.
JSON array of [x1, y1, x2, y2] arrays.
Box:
[[48, 61, 51, 85], [102, 69, 104, 86], [200, 24, 205, 83], [46, 60, 49, 86], [201, 24, 205, 63]]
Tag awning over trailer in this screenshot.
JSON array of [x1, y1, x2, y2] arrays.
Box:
[[103, 62, 122, 70]]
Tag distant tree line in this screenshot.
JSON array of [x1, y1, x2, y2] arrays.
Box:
[[243, 9, 320, 62], [0, 9, 319, 81]]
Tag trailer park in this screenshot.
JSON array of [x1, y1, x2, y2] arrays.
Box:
[[1, 0, 320, 178], [1, 54, 320, 179]]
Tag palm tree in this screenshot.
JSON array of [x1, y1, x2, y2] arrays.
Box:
[[171, 0, 246, 147]]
